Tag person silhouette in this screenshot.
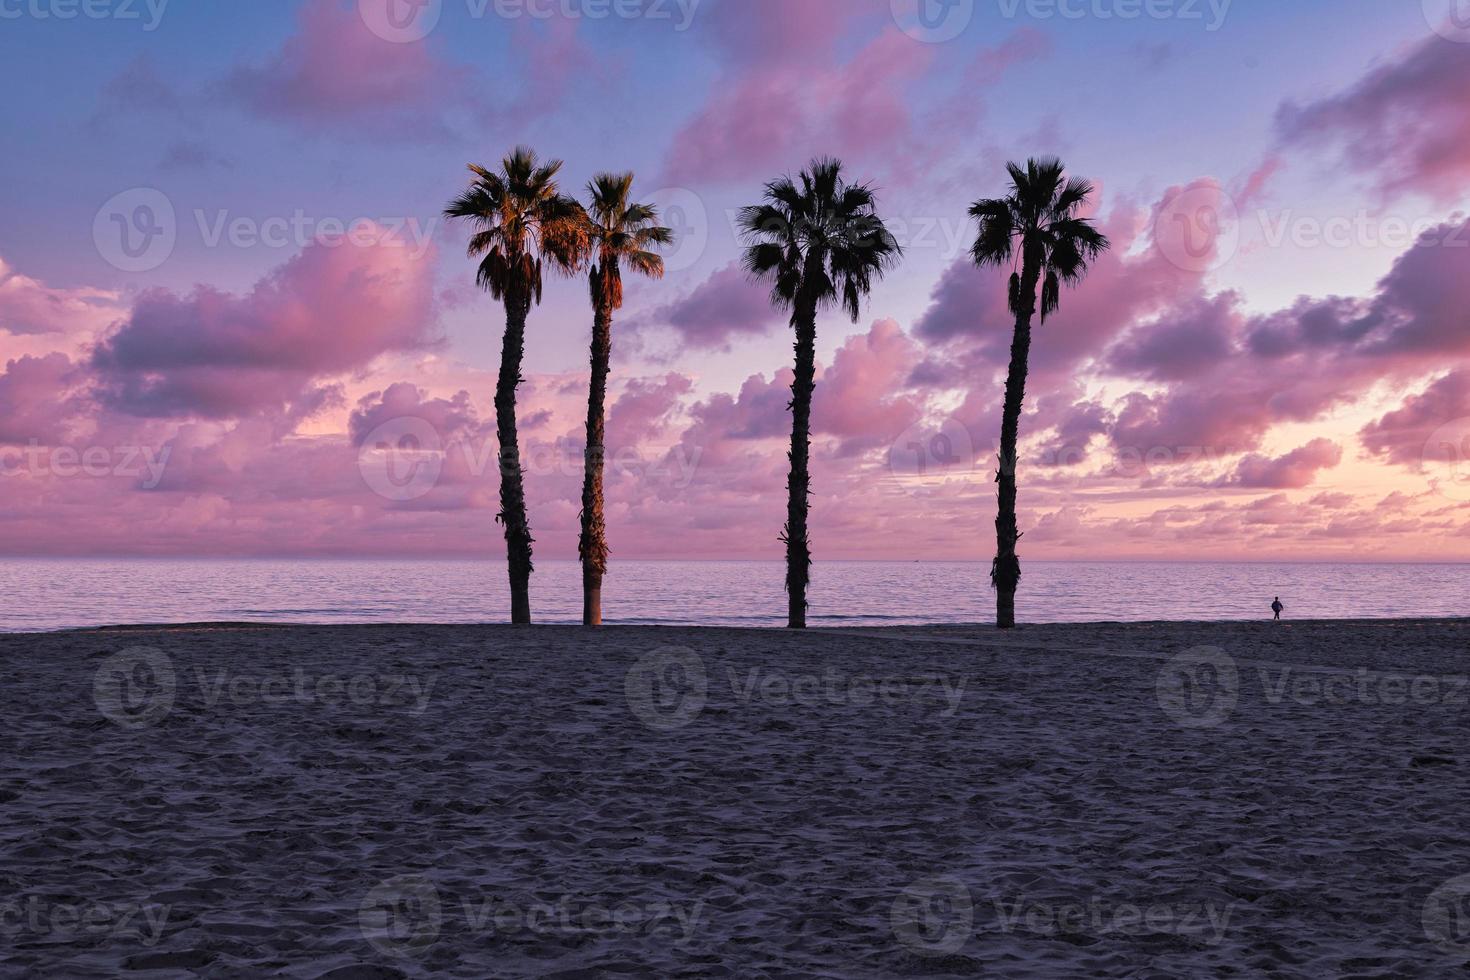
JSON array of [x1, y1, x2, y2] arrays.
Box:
[[1272, 597, 1284, 621]]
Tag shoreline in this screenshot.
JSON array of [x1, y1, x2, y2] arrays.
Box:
[[4, 561, 1466, 633], [14, 615, 1470, 638]]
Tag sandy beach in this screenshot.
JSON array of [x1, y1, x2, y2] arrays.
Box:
[[4, 619, 1470, 977]]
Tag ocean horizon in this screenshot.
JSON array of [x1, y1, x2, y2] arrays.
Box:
[[3, 558, 1466, 633]]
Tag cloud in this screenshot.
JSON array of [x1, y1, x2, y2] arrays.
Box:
[[916, 190, 1204, 377], [679, 370, 792, 468], [608, 373, 694, 449], [661, 29, 931, 185], [1229, 438, 1343, 489], [220, 1, 603, 139], [1276, 37, 1470, 201], [946, 195, 1470, 462], [221, 0, 467, 135], [1106, 292, 1240, 382], [0, 354, 86, 445], [661, 16, 1049, 188], [349, 383, 480, 448], [0, 258, 123, 337], [812, 319, 923, 456], [1240, 217, 1470, 364], [1360, 369, 1470, 466], [636, 262, 783, 350], [91, 229, 438, 421], [703, 0, 871, 65]]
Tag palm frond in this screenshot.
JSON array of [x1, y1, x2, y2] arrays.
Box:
[[1044, 219, 1109, 283], [738, 203, 792, 241], [969, 197, 1016, 267], [1040, 270, 1060, 323], [739, 157, 899, 320], [577, 173, 674, 310], [445, 148, 584, 305], [974, 159, 1112, 320], [744, 242, 787, 276], [1050, 177, 1095, 220], [626, 250, 664, 278]]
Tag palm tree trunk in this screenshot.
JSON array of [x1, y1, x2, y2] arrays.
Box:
[[497, 291, 535, 625], [786, 302, 818, 630], [995, 248, 1041, 629], [580, 300, 613, 627]]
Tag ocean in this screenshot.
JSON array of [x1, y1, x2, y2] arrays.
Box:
[[0, 559, 1466, 632]]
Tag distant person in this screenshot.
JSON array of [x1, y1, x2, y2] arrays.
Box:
[[1272, 597, 1284, 621]]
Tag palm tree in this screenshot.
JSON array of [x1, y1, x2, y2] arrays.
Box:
[[739, 158, 901, 629], [579, 173, 673, 627], [970, 158, 1109, 629], [444, 147, 587, 625]]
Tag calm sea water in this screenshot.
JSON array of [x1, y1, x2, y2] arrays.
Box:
[[0, 559, 1465, 632]]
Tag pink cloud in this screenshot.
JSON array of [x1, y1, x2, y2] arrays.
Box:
[[812, 319, 923, 456], [91, 229, 438, 420], [662, 29, 932, 185], [1230, 438, 1343, 489], [703, 0, 874, 64], [637, 262, 783, 350], [679, 370, 792, 468], [1105, 292, 1240, 382], [2, 178, 1469, 563], [912, 187, 1213, 443], [1356, 220, 1470, 359], [917, 191, 1204, 376], [608, 373, 693, 450], [1360, 369, 1470, 466], [661, 19, 1050, 188], [0, 258, 123, 337], [1276, 37, 1470, 201], [917, 174, 1470, 464], [478, 16, 613, 133], [0, 354, 86, 445], [223, 0, 466, 133], [349, 383, 479, 448], [1239, 218, 1470, 365]]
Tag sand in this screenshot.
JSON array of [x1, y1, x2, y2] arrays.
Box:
[[3, 619, 1469, 977]]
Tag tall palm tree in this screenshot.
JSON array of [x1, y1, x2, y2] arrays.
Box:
[[579, 173, 673, 627], [444, 147, 586, 625], [970, 158, 1109, 629], [739, 158, 901, 630]]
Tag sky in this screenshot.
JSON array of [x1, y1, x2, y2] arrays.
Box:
[[1, 0, 1469, 561]]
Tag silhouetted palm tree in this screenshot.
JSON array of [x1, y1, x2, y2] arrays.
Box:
[[970, 158, 1109, 629], [739, 158, 901, 629], [445, 147, 587, 624], [579, 173, 673, 627]]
